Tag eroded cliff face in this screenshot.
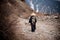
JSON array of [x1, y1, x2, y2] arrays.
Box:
[[0, 0, 32, 40], [0, 0, 60, 40]]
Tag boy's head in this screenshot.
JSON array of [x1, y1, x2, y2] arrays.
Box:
[[31, 12, 36, 16]]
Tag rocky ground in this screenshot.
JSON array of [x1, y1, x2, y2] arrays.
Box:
[[9, 15, 60, 40]]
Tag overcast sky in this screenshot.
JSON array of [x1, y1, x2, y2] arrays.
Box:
[[25, 0, 60, 14]]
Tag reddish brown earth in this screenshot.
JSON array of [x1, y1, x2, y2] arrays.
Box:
[[0, 0, 60, 40]]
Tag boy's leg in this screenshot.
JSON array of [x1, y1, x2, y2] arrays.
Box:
[[31, 24, 35, 32]]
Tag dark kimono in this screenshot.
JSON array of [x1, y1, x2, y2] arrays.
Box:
[[29, 16, 37, 32]]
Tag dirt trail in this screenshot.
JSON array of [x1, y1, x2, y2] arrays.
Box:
[[11, 16, 60, 40]]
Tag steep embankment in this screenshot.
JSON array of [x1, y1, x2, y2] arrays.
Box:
[[0, 0, 32, 40]]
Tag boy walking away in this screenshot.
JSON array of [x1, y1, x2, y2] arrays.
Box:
[[29, 12, 37, 32]]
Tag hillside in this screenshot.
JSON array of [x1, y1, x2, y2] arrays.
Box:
[[0, 0, 32, 40], [0, 0, 60, 40]]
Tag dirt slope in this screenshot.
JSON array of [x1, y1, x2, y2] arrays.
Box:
[[0, 0, 32, 40], [0, 0, 60, 40]]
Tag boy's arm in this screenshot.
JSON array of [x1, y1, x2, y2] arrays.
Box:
[[29, 18, 31, 23], [35, 18, 37, 22]]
